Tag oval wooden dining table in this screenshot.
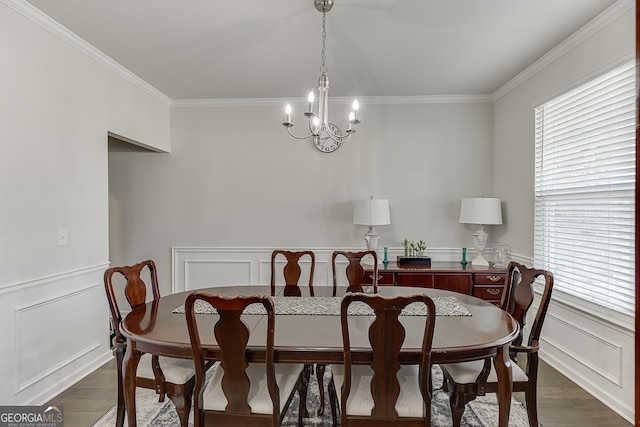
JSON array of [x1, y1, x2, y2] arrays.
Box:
[[120, 285, 519, 427]]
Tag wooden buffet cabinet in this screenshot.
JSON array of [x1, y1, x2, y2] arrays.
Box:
[[364, 261, 507, 305]]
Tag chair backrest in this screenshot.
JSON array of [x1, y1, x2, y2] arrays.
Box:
[[340, 293, 436, 423], [499, 261, 554, 348], [331, 250, 378, 296], [184, 292, 279, 425], [104, 259, 161, 344], [270, 250, 316, 297]]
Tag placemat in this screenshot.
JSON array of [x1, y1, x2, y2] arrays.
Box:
[[173, 295, 471, 317]]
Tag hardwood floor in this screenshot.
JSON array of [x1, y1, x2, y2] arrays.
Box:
[[46, 358, 631, 426]]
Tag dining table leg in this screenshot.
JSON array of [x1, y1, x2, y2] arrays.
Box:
[[123, 341, 142, 427], [493, 343, 513, 427]]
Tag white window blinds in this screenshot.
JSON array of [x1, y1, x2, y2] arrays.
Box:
[[534, 60, 636, 317]]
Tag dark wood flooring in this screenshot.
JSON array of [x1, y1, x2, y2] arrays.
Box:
[[46, 358, 631, 426]]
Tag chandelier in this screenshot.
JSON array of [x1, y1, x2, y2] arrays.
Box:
[[282, 0, 361, 153]]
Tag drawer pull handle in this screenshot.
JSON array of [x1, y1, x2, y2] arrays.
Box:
[[486, 275, 502, 282], [368, 274, 384, 281], [486, 288, 501, 295]]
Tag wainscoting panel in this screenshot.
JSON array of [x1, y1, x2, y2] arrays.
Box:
[[172, 247, 375, 292], [184, 259, 253, 291], [15, 285, 103, 392], [532, 298, 634, 422], [0, 264, 112, 406]]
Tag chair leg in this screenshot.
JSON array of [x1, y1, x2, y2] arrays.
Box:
[[449, 399, 465, 427], [298, 365, 311, 426], [525, 384, 539, 427], [302, 364, 312, 418], [167, 390, 193, 427], [327, 374, 339, 427], [114, 349, 126, 427], [316, 364, 326, 415]]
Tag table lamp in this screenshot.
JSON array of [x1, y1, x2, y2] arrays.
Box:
[[353, 196, 390, 250], [459, 197, 502, 267]]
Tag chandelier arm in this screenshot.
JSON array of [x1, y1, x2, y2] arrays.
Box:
[[327, 133, 352, 143], [323, 126, 353, 143], [322, 117, 356, 141], [285, 126, 315, 140]]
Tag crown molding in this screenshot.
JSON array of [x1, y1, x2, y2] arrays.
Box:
[[5, 0, 630, 107], [171, 94, 493, 109], [492, 0, 634, 101], [2, 0, 172, 107]]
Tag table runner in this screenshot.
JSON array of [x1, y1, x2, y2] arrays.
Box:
[[173, 295, 471, 317]]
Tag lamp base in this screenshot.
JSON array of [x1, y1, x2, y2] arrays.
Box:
[[364, 226, 380, 251], [471, 255, 489, 268]]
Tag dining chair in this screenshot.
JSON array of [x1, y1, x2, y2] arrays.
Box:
[[440, 261, 554, 427], [331, 250, 378, 296], [104, 259, 196, 427], [270, 250, 316, 297], [270, 249, 316, 417], [330, 293, 437, 427], [326, 250, 379, 419], [184, 292, 307, 427]]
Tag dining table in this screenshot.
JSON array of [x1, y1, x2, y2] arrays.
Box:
[[120, 285, 519, 427]]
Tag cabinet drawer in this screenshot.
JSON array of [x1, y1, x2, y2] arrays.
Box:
[[363, 272, 395, 285], [473, 285, 504, 301], [396, 273, 433, 288], [474, 273, 506, 285], [434, 274, 472, 295]]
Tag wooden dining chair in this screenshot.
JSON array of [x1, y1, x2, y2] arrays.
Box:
[[104, 259, 196, 427], [325, 249, 380, 419], [331, 250, 378, 296], [184, 292, 307, 427], [440, 261, 554, 427], [270, 249, 315, 417], [270, 250, 316, 297], [330, 293, 437, 427]]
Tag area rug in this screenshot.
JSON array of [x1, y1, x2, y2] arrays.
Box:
[[92, 364, 529, 426]]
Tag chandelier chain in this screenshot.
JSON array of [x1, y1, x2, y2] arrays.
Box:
[[320, 11, 328, 74]]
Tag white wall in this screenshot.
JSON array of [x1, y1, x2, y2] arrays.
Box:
[[493, 2, 635, 422], [109, 1, 636, 423], [0, 0, 634, 421], [109, 100, 495, 287], [0, 1, 171, 405]]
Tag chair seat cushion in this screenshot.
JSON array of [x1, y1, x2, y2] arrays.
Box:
[[332, 364, 426, 417], [439, 359, 529, 385], [203, 363, 304, 414], [136, 353, 196, 384]]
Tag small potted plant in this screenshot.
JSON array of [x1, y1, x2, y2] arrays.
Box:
[[398, 238, 431, 266]]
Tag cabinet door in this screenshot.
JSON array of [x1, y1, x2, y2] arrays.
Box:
[[396, 273, 434, 288], [433, 273, 473, 295]]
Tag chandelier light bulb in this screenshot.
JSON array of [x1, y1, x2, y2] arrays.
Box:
[[284, 103, 292, 126], [307, 91, 315, 114]]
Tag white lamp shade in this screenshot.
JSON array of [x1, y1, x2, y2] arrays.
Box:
[[353, 199, 391, 226], [459, 198, 503, 225]]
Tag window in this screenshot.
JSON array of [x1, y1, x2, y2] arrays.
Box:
[[534, 60, 635, 318]]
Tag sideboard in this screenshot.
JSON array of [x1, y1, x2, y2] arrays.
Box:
[[364, 261, 506, 305]]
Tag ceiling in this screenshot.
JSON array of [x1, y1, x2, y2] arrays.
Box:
[[24, 0, 619, 100]]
